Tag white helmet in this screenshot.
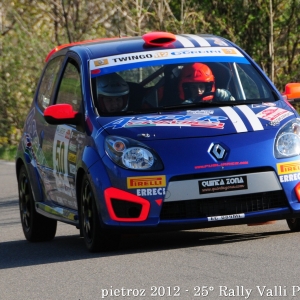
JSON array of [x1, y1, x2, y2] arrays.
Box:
[[97, 73, 129, 112], [97, 73, 129, 97]]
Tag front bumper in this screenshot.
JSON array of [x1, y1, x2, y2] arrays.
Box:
[[100, 167, 300, 230]]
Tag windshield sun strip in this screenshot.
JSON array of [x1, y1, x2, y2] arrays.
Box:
[[90, 57, 250, 78]]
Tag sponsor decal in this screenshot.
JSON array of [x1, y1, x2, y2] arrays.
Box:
[[127, 175, 166, 189], [269, 120, 281, 126], [68, 152, 76, 163], [187, 110, 214, 115], [69, 142, 77, 152], [262, 102, 276, 107], [252, 104, 266, 108], [222, 48, 237, 54], [94, 59, 109, 66], [71, 131, 85, 147], [195, 161, 249, 169], [65, 129, 71, 139], [136, 188, 166, 196], [153, 52, 168, 58], [99, 115, 228, 134], [256, 107, 293, 122], [208, 213, 245, 221], [124, 118, 226, 129], [279, 172, 300, 182], [96, 105, 269, 138], [89, 48, 245, 71], [69, 164, 76, 175], [277, 161, 300, 175], [199, 176, 248, 194], [56, 126, 66, 135], [112, 54, 153, 63], [171, 49, 223, 55]]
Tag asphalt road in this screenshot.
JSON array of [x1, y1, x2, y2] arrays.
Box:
[[1, 160, 300, 300]]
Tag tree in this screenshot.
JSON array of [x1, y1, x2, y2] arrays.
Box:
[[1, 0, 300, 147]]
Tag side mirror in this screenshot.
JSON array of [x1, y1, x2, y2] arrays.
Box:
[[283, 83, 300, 102], [44, 104, 82, 125]]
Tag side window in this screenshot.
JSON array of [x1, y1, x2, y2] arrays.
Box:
[[37, 56, 64, 111], [237, 65, 260, 99], [236, 64, 271, 100], [56, 60, 82, 111]]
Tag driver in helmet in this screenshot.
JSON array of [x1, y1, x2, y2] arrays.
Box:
[[97, 73, 129, 112], [178, 63, 234, 103]]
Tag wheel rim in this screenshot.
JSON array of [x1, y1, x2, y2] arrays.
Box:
[[19, 173, 31, 232], [82, 180, 94, 243]]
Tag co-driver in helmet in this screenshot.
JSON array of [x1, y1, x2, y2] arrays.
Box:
[[97, 73, 129, 112], [178, 63, 234, 103]]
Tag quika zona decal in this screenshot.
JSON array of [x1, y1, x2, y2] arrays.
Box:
[[199, 175, 248, 194]]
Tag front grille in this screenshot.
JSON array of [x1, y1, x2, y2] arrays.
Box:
[[160, 191, 288, 220]]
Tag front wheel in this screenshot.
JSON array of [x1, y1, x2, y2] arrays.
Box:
[[18, 165, 57, 242], [286, 218, 300, 231], [80, 175, 120, 252]]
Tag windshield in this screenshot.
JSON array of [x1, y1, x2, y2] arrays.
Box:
[[90, 49, 276, 115]]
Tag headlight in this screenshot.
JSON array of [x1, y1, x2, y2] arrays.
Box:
[[105, 135, 164, 170], [275, 118, 300, 158]]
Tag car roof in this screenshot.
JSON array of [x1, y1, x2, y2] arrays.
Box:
[[45, 32, 235, 62]]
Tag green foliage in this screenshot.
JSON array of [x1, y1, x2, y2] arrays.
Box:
[[0, 145, 17, 161], [1, 0, 300, 147]]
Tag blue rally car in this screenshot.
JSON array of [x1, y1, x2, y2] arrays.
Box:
[[16, 31, 300, 252]]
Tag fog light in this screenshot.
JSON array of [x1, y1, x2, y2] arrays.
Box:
[[104, 187, 150, 222]]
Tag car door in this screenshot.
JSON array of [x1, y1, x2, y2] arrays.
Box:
[[40, 54, 85, 210], [29, 55, 65, 206]]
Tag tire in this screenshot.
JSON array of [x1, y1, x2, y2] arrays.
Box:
[[80, 175, 120, 252], [18, 165, 57, 242], [286, 218, 300, 232]]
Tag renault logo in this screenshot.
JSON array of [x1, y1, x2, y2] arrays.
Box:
[[209, 143, 226, 160]]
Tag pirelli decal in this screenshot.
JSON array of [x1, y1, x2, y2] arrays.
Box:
[[277, 161, 300, 175], [127, 175, 166, 189]]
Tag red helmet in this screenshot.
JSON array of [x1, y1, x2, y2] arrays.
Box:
[[179, 63, 215, 101]]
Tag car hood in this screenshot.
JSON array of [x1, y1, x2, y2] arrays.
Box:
[[97, 102, 297, 140]]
